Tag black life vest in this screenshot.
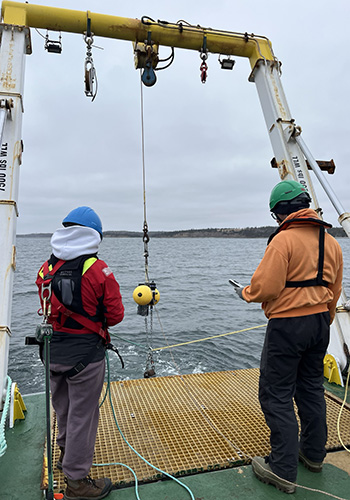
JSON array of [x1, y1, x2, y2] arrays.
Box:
[[40, 253, 109, 340], [48, 254, 104, 329]]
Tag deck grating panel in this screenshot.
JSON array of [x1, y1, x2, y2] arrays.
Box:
[[48, 368, 350, 492]]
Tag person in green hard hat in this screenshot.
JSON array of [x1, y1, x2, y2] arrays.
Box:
[[232, 179, 343, 494]]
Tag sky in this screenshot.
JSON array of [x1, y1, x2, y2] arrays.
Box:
[[10, 0, 350, 234]]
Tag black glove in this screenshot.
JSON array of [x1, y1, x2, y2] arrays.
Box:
[[229, 279, 245, 300], [235, 286, 244, 299]]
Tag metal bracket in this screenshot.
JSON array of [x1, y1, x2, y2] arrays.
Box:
[[0, 98, 13, 145], [0, 325, 12, 337], [0, 200, 19, 217]]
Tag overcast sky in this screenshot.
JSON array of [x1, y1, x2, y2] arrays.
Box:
[[13, 0, 350, 234]]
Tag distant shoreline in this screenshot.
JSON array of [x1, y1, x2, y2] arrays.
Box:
[[17, 226, 347, 238]]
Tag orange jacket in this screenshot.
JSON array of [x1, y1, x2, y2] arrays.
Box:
[[242, 209, 343, 322]]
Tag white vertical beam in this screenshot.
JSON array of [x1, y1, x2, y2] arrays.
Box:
[[251, 60, 320, 210], [0, 26, 27, 408], [252, 59, 350, 377]]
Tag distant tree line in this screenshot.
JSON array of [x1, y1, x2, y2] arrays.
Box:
[[102, 226, 347, 238], [19, 226, 347, 238]]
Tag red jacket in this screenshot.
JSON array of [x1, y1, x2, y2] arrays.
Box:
[[36, 256, 124, 341]]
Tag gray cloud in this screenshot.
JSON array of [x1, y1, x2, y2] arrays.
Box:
[[15, 0, 350, 234]]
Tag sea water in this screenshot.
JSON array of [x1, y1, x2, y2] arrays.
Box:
[[9, 236, 350, 394]]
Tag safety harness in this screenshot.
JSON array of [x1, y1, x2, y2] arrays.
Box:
[[38, 254, 124, 376], [40, 254, 109, 338], [268, 216, 332, 289]]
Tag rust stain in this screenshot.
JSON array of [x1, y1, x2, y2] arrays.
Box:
[[272, 159, 292, 180], [0, 38, 17, 90], [270, 65, 287, 121], [13, 140, 22, 165]]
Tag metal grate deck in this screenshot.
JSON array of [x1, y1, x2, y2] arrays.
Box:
[[49, 368, 350, 492]]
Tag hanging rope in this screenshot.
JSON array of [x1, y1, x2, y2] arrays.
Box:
[[134, 71, 160, 378], [337, 367, 350, 453], [139, 73, 150, 284]]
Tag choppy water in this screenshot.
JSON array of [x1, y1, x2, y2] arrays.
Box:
[[9, 236, 350, 395]]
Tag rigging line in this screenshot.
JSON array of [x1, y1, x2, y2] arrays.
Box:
[[337, 367, 350, 453], [140, 71, 147, 225], [139, 71, 149, 283], [151, 323, 267, 351], [153, 307, 250, 462]]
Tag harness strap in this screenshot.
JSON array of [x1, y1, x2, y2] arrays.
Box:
[[56, 303, 109, 340], [285, 226, 329, 288], [50, 340, 124, 378], [51, 339, 105, 378], [41, 260, 65, 282]]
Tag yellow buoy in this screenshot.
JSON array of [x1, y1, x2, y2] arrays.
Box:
[[152, 288, 160, 304], [133, 285, 153, 305]]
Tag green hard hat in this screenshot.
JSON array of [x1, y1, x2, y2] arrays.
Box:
[[269, 180, 310, 211]]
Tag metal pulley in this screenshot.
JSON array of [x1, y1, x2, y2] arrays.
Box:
[[141, 61, 157, 87], [134, 33, 159, 87], [84, 56, 97, 100], [83, 16, 98, 101]]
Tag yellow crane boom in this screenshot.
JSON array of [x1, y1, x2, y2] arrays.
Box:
[[1, 0, 275, 69]]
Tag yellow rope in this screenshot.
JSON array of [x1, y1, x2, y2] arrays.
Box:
[[337, 367, 350, 453], [151, 323, 267, 351]]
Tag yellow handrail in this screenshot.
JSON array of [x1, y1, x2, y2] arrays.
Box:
[[1, 1, 275, 68]]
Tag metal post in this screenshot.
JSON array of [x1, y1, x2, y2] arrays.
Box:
[[250, 60, 321, 210], [295, 134, 350, 238], [0, 25, 27, 409], [251, 58, 350, 378], [0, 107, 7, 144], [44, 336, 54, 500]]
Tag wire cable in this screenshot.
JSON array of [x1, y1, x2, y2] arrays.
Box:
[[139, 72, 150, 284]]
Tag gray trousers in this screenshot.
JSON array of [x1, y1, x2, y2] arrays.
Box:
[[50, 359, 105, 480]]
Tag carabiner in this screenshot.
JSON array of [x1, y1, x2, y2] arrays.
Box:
[[200, 60, 208, 83], [41, 282, 51, 302]]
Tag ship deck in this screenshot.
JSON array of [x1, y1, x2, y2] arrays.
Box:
[[2, 368, 350, 500]]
